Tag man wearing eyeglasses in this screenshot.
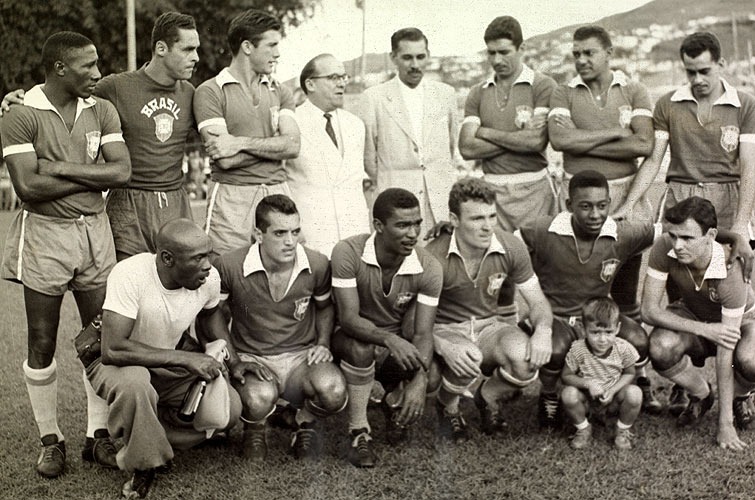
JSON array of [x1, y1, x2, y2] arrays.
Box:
[[287, 54, 369, 258], [360, 27, 463, 241]]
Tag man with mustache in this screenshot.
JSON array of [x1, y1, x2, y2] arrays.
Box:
[[360, 27, 463, 240], [459, 16, 558, 232]]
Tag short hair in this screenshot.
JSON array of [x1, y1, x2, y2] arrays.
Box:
[[484, 16, 523, 49], [680, 32, 721, 62], [568, 169, 609, 199], [390, 27, 428, 53], [299, 54, 331, 94], [255, 194, 299, 232], [373, 188, 419, 224], [228, 9, 281, 55], [573, 25, 612, 49], [582, 297, 620, 328], [664, 196, 717, 234], [41, 31, 94, 74], [448, 178, 496, 216], [151, 12, 196, 52]]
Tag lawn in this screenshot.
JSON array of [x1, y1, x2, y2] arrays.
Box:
[[1, 209, 755, 500]]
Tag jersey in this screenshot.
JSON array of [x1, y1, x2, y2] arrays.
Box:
[[426, 230, 535, 323], [519, 211, 655, 316], [647, 236, 754, 322], [565, 337, 639, 394], [0, 85, 124, 218], [214, 243, 331, 356], [95, 67, 195, 190], [193, 69, 295, 186], [549, 71, 653, 179], [102, 253, 221, 350], [654, 79, 755, 183], [463, 65, 556, 175], [331, 233, 443, 336]]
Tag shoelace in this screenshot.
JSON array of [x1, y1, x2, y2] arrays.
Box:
[[291, 428, 316, 449], [40, 443, 64, 463], [449, 414, 467, 433], [248, 429, 266, 448], [735, 399, 754, 421], [351, 432, 373, 451], [543, 399, 559, 418], [94, 437, 117, 458]]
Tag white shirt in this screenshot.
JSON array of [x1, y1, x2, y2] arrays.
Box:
[[397, 77, 425, 146]]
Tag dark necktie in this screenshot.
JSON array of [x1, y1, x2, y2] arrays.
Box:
[[324, 112, 338, 148]]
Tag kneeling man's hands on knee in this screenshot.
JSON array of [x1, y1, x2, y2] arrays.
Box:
[[307, 345, 332, 365], [385, 335, 426, 372], [229, 360, 274, 384], [445, 345, 482, 379], [526, 330, 552, 368], [704, 323, 741, 350]]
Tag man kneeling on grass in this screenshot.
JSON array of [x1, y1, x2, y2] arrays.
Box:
[[561, 297, 642, 450], [642, 196, 755, 451], [91, 219, 242, 499]]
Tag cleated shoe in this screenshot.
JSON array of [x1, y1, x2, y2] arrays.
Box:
[[37, 434, 66, 478], [436, 401, 469, 443], [82, 428, 119, 469], [614, 427, 635, 450], [538, 392, 560, 429], [122, 468, 156, 499], [290, 422, 321, 460], [381, 400, 408, 445], [668, 384, 690, 417], [473, 385, 505, 434], [241, 422, 268, 461], [347, 428, 376, 468], [734, 394, 755, 430], [636, 377, 663, 415], [677, 384, 714, 427], [570, 424, 592, 450]]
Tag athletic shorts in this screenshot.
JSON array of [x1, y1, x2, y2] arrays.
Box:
[[433, 315, 519, 361], [485, 170, 558, 232], [661, 181, 751, 236], [560, 173, 654, 221], [1, 210, 115, 295], [205, 181, 292, 255], [238, 348, 309, 394], [106, 187, 193, 257]]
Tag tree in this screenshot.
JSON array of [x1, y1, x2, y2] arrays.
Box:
[[0, 0, 320, 95]]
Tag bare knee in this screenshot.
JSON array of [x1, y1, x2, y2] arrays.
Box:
[[238, 381, 278, 420], [649, 328, 685, 371], [619, 384, 643, 409], [311, 365, 348, 411], [561, 386, 583, 407]]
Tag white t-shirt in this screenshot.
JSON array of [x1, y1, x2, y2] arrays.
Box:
[[103, 253, 221, 349]]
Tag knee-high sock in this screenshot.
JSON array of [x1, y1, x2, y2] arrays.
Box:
[[23, 359, 62, 441], [656, 355, 709, 399], [481, 366, 538, 406], [82, 369, 109, 437], [340, 361, 375, 433], [437, 377, 471, 414]]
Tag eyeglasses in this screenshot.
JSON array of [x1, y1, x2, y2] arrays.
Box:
[[309, 73, 351, 84]]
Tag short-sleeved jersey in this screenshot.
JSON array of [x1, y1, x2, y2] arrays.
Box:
[[519, 211, 656, 316], [549, 71, 653, 179], [426, 230, 535, 323], [647, 236, 754, 322], [331, 233, 443, 335], [463, 65, 556, 175], [565, 337, 639, 394], [95, 67, 195, 190], [194, 69, 295, 186], [103, 253, 221, 349], [1, 85, 124, 218], [653, 79, 755, 183], [214, 243, 331, 356]]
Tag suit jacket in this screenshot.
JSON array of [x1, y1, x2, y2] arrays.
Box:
[[287, 99, 369, 258], [360, 77, 461, 223]]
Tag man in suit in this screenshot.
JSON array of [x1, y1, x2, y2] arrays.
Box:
[[287, 54, 370, 258], [360, 27, 462, 239]]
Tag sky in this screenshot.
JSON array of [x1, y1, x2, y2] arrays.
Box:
[[275, 0, 655, 80]]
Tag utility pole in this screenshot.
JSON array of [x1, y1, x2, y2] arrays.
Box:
[[360, 0, 367, 87], [126, 0, 136, 71], [732, 12, 740, 64]]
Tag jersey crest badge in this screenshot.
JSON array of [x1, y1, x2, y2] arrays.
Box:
[[153, 113, 175, 143], [394, 292, 415, 310], [293, 297, 311, 321], [85, 131, 101, 160], [600, 258, 621, 283], [720, 126, 739, 153], [270, 106, 280, 131], [708, 283, 720, 303], [487, 273, 506, 296], [618, 105, 632, 128], [515, 105, 533, 129]]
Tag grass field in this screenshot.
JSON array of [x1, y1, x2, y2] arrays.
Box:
[[2, 209, 755, 500]]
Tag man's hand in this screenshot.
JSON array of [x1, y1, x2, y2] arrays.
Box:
[[718, 423, 747, 451], [442, 344, 482, 379], [552, 114, 577, 129], [526, 328, 552, 368], [229, 359, 274, 385], [307, 345, 333, 365], [185, 353, 225, 382], [703, 323, 741, 350], [384, 335, 427, 372], [587, 380, 604, 400], [1, 89, 25, 116], [424, 220, 453, 241], [205, 132, 242, 160], [526, 113, 547, 130], [727, 233, 754, 283], [395, 374, 427, 426]]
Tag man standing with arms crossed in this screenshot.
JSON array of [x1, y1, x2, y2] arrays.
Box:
[[1, 32, 131, 477], [360, 28, 462, 238], [194, 9, 300, 255], [459, 16, 558, 232]]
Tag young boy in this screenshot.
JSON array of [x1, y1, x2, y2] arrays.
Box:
[[561, 297, 643, 450]]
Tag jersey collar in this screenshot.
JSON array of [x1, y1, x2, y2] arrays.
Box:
[[215, 68, 272, 88], [447, 230, 506, 257], [24, 84, 96, 122], [482, 64, 535, 88], [567, 70, 629, 89], [242, 242, 311, 278], [361, 233, 424, 275], [547, 211, 618, 240], [666, 240, 728, 280], [670, 78, 741, 107]]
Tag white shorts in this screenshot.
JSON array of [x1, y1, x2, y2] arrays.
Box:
[[238, 349, 309, 394]]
